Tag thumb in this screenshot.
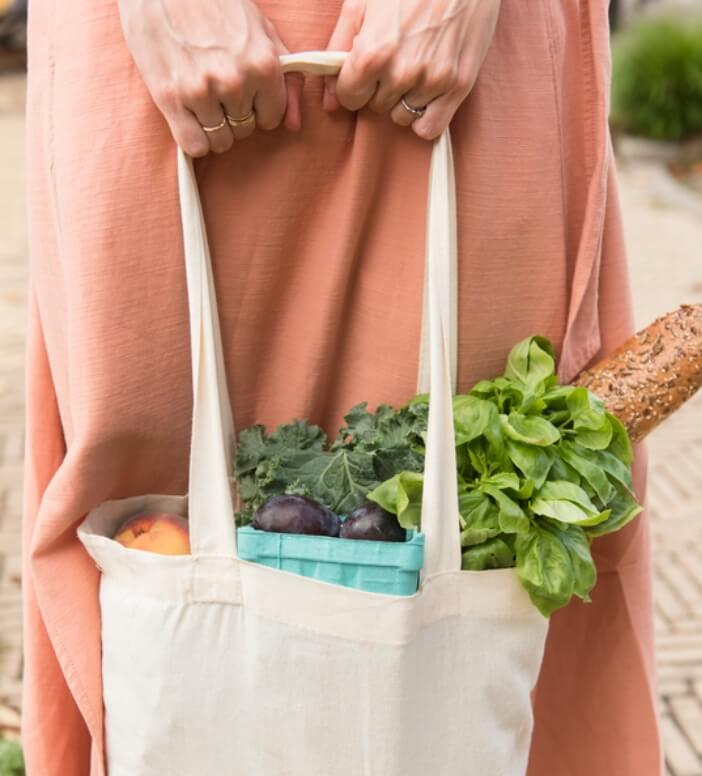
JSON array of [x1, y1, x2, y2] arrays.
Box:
[[323, 2, 363, 112]]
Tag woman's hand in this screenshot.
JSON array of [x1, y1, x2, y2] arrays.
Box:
[[323, 0, 501, 139], [118, 0, 303, 156]]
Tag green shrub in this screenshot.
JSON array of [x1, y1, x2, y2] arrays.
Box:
[[611, 18, 702, 141], [0, 738, 24, 776]]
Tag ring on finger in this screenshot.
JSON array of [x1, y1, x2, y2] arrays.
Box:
[[200, 116, 229, 133], [400, 97, 427, 119], [226, 110, 255, 128]]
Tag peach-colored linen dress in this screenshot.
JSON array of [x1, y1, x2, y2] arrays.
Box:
[[23, 1, 662, 774]]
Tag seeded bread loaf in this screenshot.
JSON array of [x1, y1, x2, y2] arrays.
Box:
[[574, 304, 702, 443]]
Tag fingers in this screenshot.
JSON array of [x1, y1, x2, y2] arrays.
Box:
[[365, 57, 450, 116], [405, 59, 479, 139], [154, 82, 228, 157], [225, 109, 258, 141], [409, 88, 469, 140], [388, 85, 441, 131], [389, 98, 424, 129], [321, 0, 502, 138], [334, 46, 383, 112], [331, 40, 462, 129], [282, 73, 304, 131], [323, 1, 363, 112], [187, 94, 235, 153], [155, 37, 297, 155], [348, 50, 476, 140], [162, 109, 211, 158], [215, 74, 256, 141], [366, 74, 413, 115], [247, 49, 287, 131], [265, 21, 303, 131]]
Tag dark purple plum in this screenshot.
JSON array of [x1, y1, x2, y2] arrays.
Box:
[[253, 495, 340, 537], [340, 503, 406, 542]]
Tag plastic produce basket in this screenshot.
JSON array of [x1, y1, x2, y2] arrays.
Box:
[[236, 526, 425, 596]]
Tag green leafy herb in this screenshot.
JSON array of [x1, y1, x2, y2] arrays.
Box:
[[458, 493, 501, 545], [462, 536, 515, 571], [234, 336, 641, 619], [367, 471, 424, 530], [367, 336, 642, 617], [515, 524, 575, 617], [234, 402, 428, 522], [502, 413, 561, 447]]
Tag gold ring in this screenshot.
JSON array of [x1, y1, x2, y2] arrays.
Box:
[[201, 117, 228, 133], [226, 110, 255, 128]]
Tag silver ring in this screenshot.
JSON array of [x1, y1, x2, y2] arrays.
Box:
[[201, 116, 228, 133], [400, 97, 426, 118], [226, 110, 255, 128]]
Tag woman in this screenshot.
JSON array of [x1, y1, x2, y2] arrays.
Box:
[[22, 0, 661, 773]]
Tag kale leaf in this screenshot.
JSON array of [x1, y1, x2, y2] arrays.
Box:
[[234, 403, 428, 522]]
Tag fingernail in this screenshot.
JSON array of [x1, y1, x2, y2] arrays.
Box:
[[412, 123, 434, 141]]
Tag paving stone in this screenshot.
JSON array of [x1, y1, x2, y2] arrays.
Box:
[[0, 702, 20, 734], [621, 149, 702, 776], [663, 561, 702, 609], [657, 610, 672, 633], [660, 713, 702, 776], [658, 664, 702, 683], [658, 635, 702, 653], [0, 428, 24, 465], [674, 620, 702, 636], [0, 646, 22, 684], [0, 678, 21, 712], [659, 678, 690, 697], [655, 571, 692, 621], [680, 553, 702, 596], [669, 697, 702, 757], [2, 554, 20, 584]]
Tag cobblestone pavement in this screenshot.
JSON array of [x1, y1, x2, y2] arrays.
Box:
[[617, 20, 702, 775], [1, 71, 701, 770], [0, 72, 26, 726], [619, 156, 702, 776]]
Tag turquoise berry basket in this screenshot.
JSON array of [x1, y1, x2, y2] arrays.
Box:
[[236, 526, 425, 596]]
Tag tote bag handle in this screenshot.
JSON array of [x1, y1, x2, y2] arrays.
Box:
[[179, 51, 461, 578]]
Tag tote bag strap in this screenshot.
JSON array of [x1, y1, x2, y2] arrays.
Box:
[[416, 129, 462, 580], [178, 150, 237, 556], [180, 51, 461, 576]]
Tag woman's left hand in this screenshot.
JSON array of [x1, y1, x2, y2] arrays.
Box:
[[323, 0, 501, 139]]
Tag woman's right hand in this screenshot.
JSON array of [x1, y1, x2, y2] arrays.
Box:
[[118, 0, 302, 156]]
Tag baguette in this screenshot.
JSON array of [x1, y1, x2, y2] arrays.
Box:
[[573, 304, 702, 443]]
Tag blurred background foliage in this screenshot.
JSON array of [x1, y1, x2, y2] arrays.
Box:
[[0, 738, 23, 776], [611, 18, 702, 141]]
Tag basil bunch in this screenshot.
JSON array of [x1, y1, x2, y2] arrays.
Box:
[[370, 337, 642, 617]]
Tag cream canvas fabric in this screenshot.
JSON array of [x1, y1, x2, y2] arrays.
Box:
[[77, 52, 549, 776]]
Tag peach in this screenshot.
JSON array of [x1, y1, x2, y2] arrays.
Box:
[[114, 512, 190, 555]]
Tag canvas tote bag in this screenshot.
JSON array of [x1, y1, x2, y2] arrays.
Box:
[[78, 51, 549, 776]]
